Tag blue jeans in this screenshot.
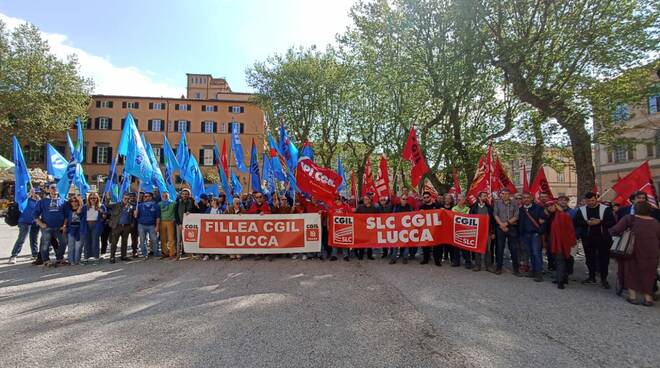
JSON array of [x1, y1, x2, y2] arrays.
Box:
[[40, 227, 67, 262], [138, 224, 160, 257], [521, 232, 542, 273], [67, 233, 83, 264], [83, 223, 100, 259], [390, 247, 409, 260], [11, 222, 40, 257]]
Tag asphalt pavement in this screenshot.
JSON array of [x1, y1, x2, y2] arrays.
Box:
[[0, 222, 658, 368]]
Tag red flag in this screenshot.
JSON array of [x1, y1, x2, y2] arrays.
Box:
[[295, 158, 342, 206], [522, 163, 530, 193], [402, 127, 430, 187], [423, 180, 439, 201], [494, 158, 517, 194], [529, 167, 555, 203], [448, 167, 462, 197], [221, 139, 229, 177], [612, 161, 657, 207], [361, 159, 378, 200], [467, 145, 494, 205], [375, 154, 391, 198], [350, 171, 357, 201]]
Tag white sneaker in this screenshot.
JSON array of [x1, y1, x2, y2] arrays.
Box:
[[8, 257, 17, 264], [301, 255, 308, 260], [291, 254, 299, 260], [202, 255, 209, 261], [214, 255, 220, 261]]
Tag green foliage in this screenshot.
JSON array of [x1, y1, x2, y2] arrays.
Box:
[[0, 21, 93, 154]]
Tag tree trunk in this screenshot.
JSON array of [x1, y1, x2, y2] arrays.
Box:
[[529, 115, 545, 184], [561, 118, 595, 198]]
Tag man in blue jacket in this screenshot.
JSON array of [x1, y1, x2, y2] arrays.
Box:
[[518, 192, 546, 282], [8, 188, 41, 264], [33, 184, 68, 265], [134, 191, 161, 259]]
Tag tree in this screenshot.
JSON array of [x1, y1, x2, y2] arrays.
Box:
[[0, 21, 93, 154], [477, 0, 659, 196]]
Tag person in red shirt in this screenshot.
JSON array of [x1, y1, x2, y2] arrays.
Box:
[[329, 196, 352, 261], [246, 192, 272, 214]]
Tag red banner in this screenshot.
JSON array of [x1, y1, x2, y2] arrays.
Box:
[[529, 166, 555, 203], [375, 154, 391, 199], [612, 161, 657, 207], [522, 163, 530, 192], [329, 209, 490, 254], [296, 158, 342, 205], [493, 158, 517, 194], [448, 167, 462, 197], [402, 127, 430, 187], [362, 159, 378, 199]]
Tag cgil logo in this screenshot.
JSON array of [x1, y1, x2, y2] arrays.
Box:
[[332, 216, 354, 245], [300, 161, 336, 187], [453, 216, 479, 249]]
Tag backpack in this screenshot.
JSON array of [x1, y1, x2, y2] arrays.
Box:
[[4, 202, 20, 227]]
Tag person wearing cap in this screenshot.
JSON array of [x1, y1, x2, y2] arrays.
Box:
[[33, 184, 68, 266], [175, 188, 195, 259], [159, 191, 177, 258], [8, 188, 41, 264], [134, 191, 161, 259], [107, 193, 135, 263]]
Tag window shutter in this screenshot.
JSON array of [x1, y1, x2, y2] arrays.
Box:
[[96, 101, 101, 108], [186, 121, 191, 132], [187, 104, 191, 111], [202, 105, 206, 111], [214, 105, 218, 112], [134, 102, 139, 109], [109, 101, 113, 108], [240, 123, 244, 134], [94, 117, 100, 130], [240, 107, 244, 113], [108, 118, 113, 130], [107, 147, 113, 163], [92, 147, 98, 164], [160, 150, 165, 164], [201, 121, 205, 132], [228, 106, 232, 112], [175, 104, 179, 110], [87, 118, 92, 129], [149, 102, 153, 109], [148, 120, 153, 131], [134, 119, 139, 128], [628, 148, 634, 161], [122, 101, 127, 108], [213, 122, 217, 133], [121, 118, 126, 130], [199, 149, 204, 164]]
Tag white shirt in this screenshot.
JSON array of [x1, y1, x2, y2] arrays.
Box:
[[86, 207, 99, 221]]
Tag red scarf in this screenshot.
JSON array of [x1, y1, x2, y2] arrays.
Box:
[[550, 211, 576, 256]]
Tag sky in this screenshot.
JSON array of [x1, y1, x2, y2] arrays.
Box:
[[0, 0, 355, 97]]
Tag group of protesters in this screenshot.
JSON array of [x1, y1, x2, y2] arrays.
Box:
[[7, 182, 660, 306]]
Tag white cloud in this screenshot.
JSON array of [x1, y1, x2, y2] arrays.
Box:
[[0, 12, 184, 97]]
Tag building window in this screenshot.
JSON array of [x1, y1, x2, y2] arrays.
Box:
[[175, 104, 191, 111], [194, 92, 202, 99], [96, 146, 109, 164], [152, 146, 162, 164], [228, 122, 244, 134], [613, 104, 630, 122], [150, 119, 163, 132], [649, 95, 659, 114], [203, 105, 216, 112], [201, 148, 214, 166], [229, 106, 244, 114], [557, 172, 565, 183], [98, 101, 113, 108], [203, 121, 215, 133], [177, 120, 188, 132], [614, 146, 632, 163], [646, 143, 655, 158], [149, 102, 164, 110], [123, 101, 139, 109], [98, 117, 109, 130], [24, 144, 43, 163], [514, 172, 521, 185]]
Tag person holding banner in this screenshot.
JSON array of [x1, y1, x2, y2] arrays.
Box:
[[518, 193, 547, 282], [470, 192, 495, 272], [377, 196, 393, 258], [247, 192, 272, 215], [175, 189, 195, 259], [419, 192, 442, 266], [389, 195, 415, 264], [355, 194, 379, 260], [330, 196, 352, 261]]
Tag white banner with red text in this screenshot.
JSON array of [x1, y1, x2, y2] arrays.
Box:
[[182, 213, 322, 254], [329, 209, 490, 254]]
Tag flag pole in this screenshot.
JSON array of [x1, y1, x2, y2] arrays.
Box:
[[100, 151, 120, 204]]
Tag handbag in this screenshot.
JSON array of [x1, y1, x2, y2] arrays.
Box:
[[610, 217, 635, 258]]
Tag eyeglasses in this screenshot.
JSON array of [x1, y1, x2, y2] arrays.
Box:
[[255, 196, 263, 199]]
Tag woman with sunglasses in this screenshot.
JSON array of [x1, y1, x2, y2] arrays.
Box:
[[65, 195, 85, 265], [82, 192, 105, 265]]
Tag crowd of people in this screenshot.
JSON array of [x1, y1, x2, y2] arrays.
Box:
[[7, 183, 660, 306]]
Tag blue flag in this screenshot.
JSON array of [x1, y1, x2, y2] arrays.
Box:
[[46, 144, 68, 179], [119, 171, 132, 198], [231, 122, 248, 172], [230, 169, 243, 198], [267, 134, 287, 181], [66, 132, 75, 161], [279, 123, 299, 173], [337, 157, 347, 193], [205, 184, 219, 197], [143, 136, 169, 197], [117, 112, 153, 182], [249, 139, 261, 193], [73, 117, 84, 163], [262, 152, 275, 195], [185, 155, 205, 201], [176, 129, 190, 176], [12, 136, 31, 211], [301, 141, 314, 162], [162, 136, 179, 200], [213, 143, 232, 198], [56, 160, 89, 199], [104, 157, 120, 202]]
